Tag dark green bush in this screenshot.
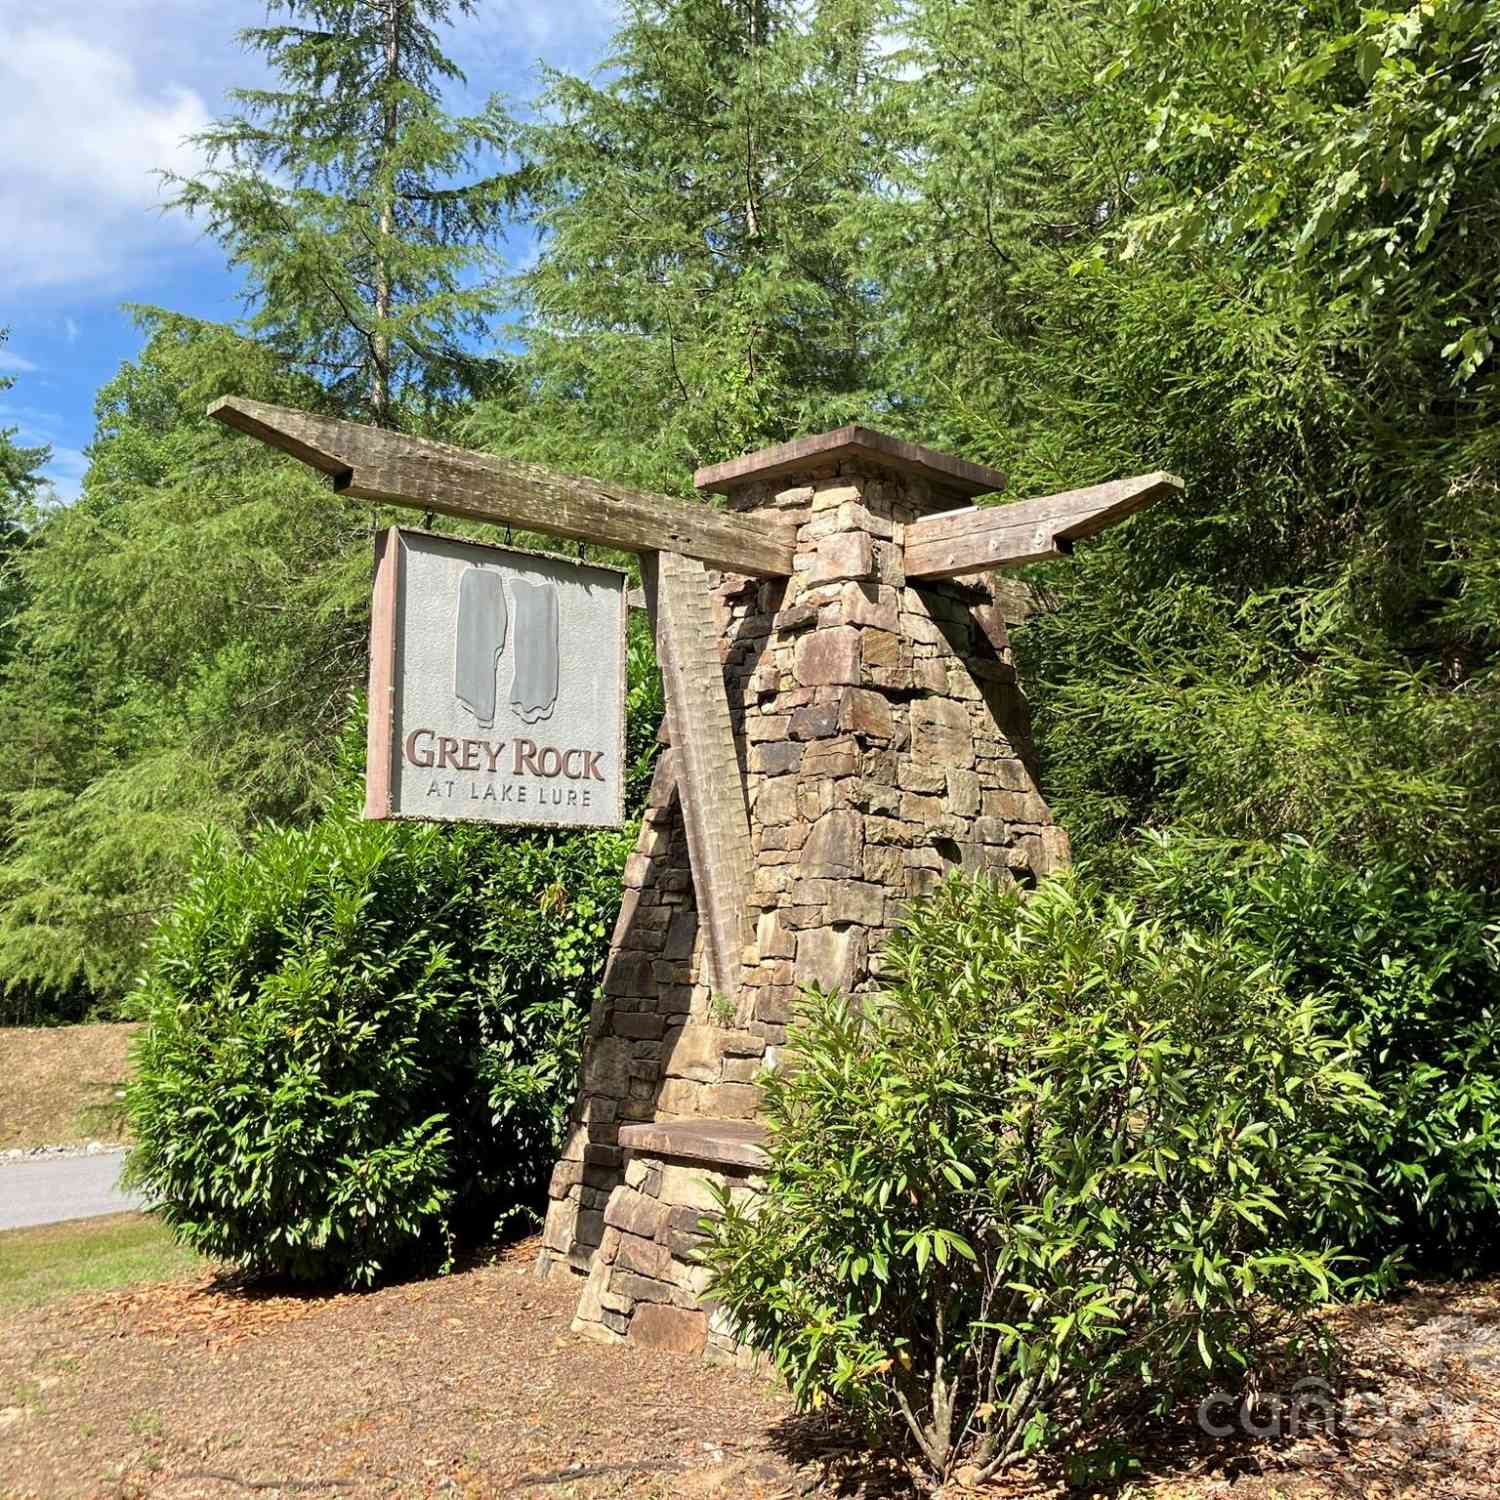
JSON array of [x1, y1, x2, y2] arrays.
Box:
[[704, 874, 1375, 1486], [124, 790, 631, 1283], [1125, 835, 1500, 1274]]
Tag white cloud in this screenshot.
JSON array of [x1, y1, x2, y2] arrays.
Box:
[[0, 349, 39, 373], [40, 444, 90, 503], [0, 0, 616, 498], [0, 24, 212, 293], [0, 0, 617, 298]]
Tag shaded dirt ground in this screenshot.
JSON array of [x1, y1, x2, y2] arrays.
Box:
[[0, 1024, 138, 1150], [0, 1236, 812, 1500], [2, 1233, 1498, 1499]]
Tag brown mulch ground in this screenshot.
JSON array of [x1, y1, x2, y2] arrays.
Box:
[[2, 1235, 1498, 1500], [0, 1236, 814, 1500], [0, 1023, 139, 1150]]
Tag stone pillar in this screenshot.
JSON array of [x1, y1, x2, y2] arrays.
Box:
[[537, 429, 1068, 1350]]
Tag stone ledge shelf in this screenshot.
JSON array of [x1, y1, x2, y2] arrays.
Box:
[[565, 1119, 770, 1360], [617, 1119, 769, 1171]]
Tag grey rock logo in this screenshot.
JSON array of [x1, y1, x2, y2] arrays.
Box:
[[508, 578, 560, 724], [454, 568, 507, 727], [454, 565, 559, 728]]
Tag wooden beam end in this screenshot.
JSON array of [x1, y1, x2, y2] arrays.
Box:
[[207, 396, 795, 573], [206, 394, 262, 436], [206, 393, 354, 482], [904, 468, 1185, 580]]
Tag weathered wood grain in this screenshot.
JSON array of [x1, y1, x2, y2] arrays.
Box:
[[209, 396, 796, 578], [641, 551, 753, 1013], [904, 472, 1183, 579], [364, 527, 401, 820], [616, 1119, 768, 1170]]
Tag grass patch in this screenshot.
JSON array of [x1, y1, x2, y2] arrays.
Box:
[[0, 1212, 204, 1313]]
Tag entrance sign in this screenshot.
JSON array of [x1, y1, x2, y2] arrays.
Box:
[[210, 395, 1182, 1359], [366, 527, 627, 829]]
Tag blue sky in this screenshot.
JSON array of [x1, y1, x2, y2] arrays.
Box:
[[0, 0, 619, 501]]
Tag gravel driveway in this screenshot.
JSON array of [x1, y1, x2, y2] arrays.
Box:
[[0, 1148, 144, 1230]]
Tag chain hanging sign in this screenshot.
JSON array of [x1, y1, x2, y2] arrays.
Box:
[[365, 527, 627, 829]]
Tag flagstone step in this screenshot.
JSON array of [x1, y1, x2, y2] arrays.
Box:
[[617, 1118, 768, 1171]]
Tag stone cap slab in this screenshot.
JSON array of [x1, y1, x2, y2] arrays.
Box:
[[694, 426, 1007, 503], [618, 1118, 769, 1170]]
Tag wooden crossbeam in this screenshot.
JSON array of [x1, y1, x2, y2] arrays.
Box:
[[208, 396, 796, 579], [641, 551, 753, 1012], [904, 471, 1183, 580]]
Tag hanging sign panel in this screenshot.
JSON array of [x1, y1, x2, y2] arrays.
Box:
[[366, 527, 627, 829]]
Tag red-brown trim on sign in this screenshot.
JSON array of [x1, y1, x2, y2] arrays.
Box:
[[365, 527, 401, 820]]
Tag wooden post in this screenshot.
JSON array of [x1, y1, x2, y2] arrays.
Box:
[[640, 551, 753, 1014]]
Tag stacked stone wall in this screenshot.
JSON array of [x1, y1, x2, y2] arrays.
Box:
[[570, 1147, 764, 1362], [539, 453, 1067, 1348]]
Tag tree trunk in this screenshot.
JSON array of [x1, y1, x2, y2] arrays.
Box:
[[745, 0, 762, 243], [372, 0, 401, 426]]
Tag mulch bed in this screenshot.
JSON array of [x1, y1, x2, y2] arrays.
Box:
[[0, 1236, 814, 1500], [2, 1235, 1498, 1499]]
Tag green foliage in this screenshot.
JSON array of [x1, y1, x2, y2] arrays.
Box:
[[469, 0, 894, 490], [1020, 577, 1484, 883], [0, 314, 373, 1013], [624, 609, 667, 807], [125, 728, 636, 1285], [1118, 0, 1500, 386], [0, 329, 50, 518], [705, 874, 1374, 1484], [1126, 834, 1500, 1275], [167, 0, 512, 422], [867, 0, 1500, 887], [0, 329, 50, 831], [0, 298, 665, 1023]]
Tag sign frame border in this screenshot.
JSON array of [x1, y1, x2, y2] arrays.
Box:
[[365, 524, 630, 830]]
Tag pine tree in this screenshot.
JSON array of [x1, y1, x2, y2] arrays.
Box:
[[472, 0, 895, 490], [0, 328, 51, 702], [168, 0, 510, 424], [0, 314, 373, 1016]]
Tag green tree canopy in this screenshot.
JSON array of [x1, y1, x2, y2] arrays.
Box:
[[865, 0, 1500, 884], [9, 0, 1500, 1022], [0, 314, 372, 1013], [470, 0, 895, 490], [168, 0, 513, 424], [0, 330, 51, 519]]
